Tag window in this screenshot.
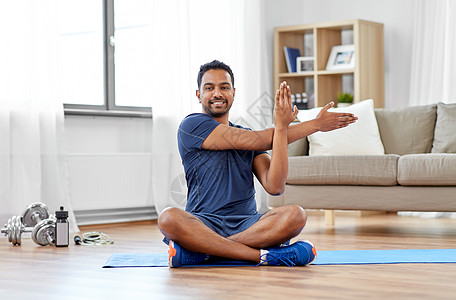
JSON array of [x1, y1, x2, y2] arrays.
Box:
[[59, 0, 152, 117]]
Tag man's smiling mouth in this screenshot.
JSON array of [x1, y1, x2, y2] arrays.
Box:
[[210, 100, 226, 106]]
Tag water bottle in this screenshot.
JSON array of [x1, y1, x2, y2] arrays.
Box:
[[55, 206, 69, 247]]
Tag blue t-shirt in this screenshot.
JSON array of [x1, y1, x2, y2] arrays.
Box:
[[177, 113, 267, 216]]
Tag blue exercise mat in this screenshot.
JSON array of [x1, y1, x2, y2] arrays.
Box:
[[314, 249, 456, 265], [102, 253, 255, 268], [102, 249, 456, 268]]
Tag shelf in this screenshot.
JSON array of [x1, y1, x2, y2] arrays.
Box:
[[278, 72, 314, 77], [317, 69, 354, 75], [279, 70, 355, 77], [274, 19, 384, 108]]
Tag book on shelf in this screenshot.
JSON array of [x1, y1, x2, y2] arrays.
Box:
[[283, 46, 301, 73]]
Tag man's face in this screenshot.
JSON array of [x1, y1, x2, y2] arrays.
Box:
[[196, 69, 235, 118]]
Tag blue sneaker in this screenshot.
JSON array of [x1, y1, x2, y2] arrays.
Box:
[[168, 240, 210, 268], [260, 240, 317, 267]]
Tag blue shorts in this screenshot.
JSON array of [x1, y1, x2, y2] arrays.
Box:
[[163, 212, 263, 245], [193, 212, 263, 238]]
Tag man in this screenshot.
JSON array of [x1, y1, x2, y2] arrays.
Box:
[[158, 60, 357, 267]]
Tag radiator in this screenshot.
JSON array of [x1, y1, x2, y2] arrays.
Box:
[[66, 153, 157, 224]]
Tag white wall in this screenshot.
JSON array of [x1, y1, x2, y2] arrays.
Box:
[[265, 0, 417, 109]]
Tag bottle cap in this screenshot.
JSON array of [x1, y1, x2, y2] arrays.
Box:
[[55, 206, 68, 219]]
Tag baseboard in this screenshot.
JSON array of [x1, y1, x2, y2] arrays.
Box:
[[74, 206, 158, 226]]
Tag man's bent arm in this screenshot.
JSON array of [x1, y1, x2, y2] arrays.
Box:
[[253, 83, 296, 195]]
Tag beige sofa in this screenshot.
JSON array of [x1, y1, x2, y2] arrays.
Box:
[[268, 102, 456, 223]]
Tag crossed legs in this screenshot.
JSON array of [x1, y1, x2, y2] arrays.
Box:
[[157, 205, 307, 263]]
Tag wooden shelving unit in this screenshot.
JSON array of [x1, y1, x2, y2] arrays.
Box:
[[274, 19, 384, 108]]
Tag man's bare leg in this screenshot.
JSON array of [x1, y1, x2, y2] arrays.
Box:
[[157, 204, 307, 263], [228, 205, 307, 249], [158, 207, 261, 262]]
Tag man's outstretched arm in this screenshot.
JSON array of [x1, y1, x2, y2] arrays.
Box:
[[201, 90, 357, 151]]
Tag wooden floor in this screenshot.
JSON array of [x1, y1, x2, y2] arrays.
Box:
[[1, 213, 456, 299]]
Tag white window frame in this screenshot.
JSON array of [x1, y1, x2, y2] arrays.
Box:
[[64, 0, 152, 118]]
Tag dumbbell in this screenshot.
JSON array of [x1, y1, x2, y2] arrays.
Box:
[[23, 202, 56, 246], [1, 202, 49, 245], [31, 218, 56, 246], [1, 216, 56, 246], [22, 202, 50, 227], [1, 202, 56, 246], [1, 215, 27, 245]]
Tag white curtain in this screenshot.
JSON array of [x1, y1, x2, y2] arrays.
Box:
[[409, 0, 456, 106], [150, 0, 272, 214], [405, 0, 456, 219], [0, 1, 78, 232]]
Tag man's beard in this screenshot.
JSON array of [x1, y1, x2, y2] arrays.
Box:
[[202, 101, 232, 117]]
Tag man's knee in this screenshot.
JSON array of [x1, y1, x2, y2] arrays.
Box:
[[157, 207, 183, 233], [285, 205, 307, 230]]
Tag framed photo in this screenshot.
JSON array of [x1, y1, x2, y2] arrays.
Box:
[[297, 56, 314, 72], [326, 45, 355, 70]]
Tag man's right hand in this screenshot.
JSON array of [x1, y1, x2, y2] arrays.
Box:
[[315, 102, 358, 132], [274, 81, 298, 130]]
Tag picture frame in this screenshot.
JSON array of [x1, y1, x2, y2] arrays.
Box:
[[325, 45, 355, 70], [297, 56, 314, 72]]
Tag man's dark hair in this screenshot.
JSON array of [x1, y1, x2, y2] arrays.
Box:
[[197, 60, 235, 90]]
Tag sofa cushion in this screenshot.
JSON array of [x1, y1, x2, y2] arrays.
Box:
[[287, 155, 399, 186], [298, 99, 385, 156], [374, 104, 436, 155], [397, 154, 456, 186], [432, 102, 456, 153], [287, 138, 308, 157], [375, 104, 437, 155]]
